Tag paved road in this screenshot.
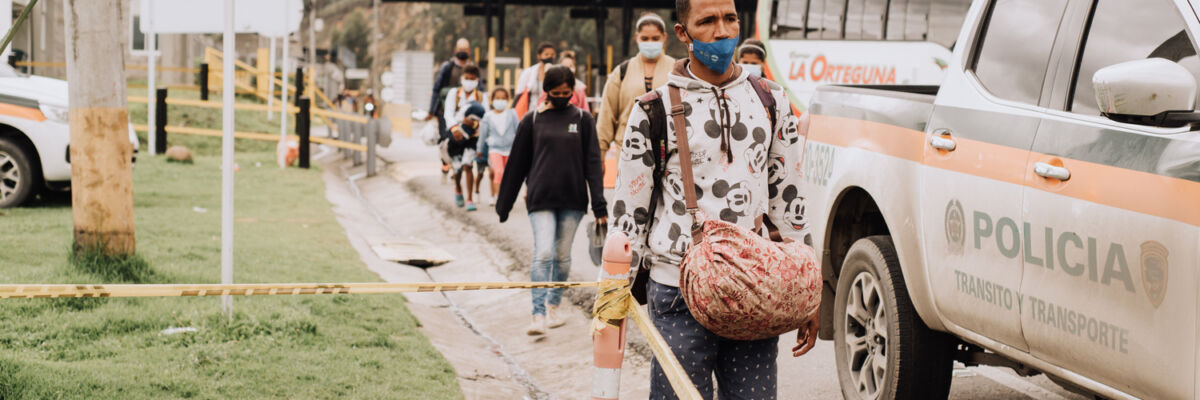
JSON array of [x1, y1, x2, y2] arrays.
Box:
[[367, 125, 1087, 399]]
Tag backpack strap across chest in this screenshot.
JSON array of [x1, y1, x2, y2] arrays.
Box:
[[630, 90, 667, 305], [745, 74, 777, 132]]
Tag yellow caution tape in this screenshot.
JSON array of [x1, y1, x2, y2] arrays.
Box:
[[0, 281, 600, 299], [630, 305, 704, 400], [591, 279, 633, 334]]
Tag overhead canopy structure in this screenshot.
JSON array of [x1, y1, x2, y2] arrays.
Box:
[[381, 0, 760, 58]]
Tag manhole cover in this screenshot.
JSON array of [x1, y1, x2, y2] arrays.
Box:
[[371, 240, 454, 267]]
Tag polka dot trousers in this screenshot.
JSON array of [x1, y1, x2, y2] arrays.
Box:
[[647, 281, 779, 400]]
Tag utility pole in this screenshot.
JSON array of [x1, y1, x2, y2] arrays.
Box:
[[307, 0, 316, 100], [146, 0, 157, 156], [371, 0, 380, 101], [64, 0, 135, 256], [220, 0, 236, 320]]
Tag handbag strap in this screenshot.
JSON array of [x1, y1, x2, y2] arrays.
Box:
[[667, 87, 703, 246], [667, 86, 698, 213]]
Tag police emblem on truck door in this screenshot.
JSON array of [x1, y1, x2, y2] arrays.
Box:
[[1140, 241, 1169, 308], [945, 199, 966, 255]]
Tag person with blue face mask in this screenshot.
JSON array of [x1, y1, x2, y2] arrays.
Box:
[[596, 12, 677, 166], [610, 0, 816, 398]]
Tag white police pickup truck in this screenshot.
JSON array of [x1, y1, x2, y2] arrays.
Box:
[[799, 0, 1200, 398], [0, 64, 139, 207]]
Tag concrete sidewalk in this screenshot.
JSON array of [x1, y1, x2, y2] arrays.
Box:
[[321, 148, 651, 399], [370, 126, 839, 397], [366, 122, 1092, 400]]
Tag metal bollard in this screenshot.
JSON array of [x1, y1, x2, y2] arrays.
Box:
[[352, 122, 363, 167], [154, 88, 168, 154], [366, 116, 377, 177], [294, 67, 305, 107], [297, 97, 310, 169], [199, 63, 209, 101]]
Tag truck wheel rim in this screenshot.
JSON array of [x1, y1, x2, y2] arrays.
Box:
[[844, 270, 887, 399], [0, 151, 18, 201]]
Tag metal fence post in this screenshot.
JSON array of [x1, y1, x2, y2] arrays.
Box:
[[352, 121, 363, 167], [367, 116, 377, 177], [155, 88, 168, 154], [199, 63, 209, 101], [294, 67, 305, 107], [298, 97, 310, 169]]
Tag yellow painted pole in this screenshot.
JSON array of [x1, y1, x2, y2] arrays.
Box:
[[474, 46, 480, 65], [503, 68, 512, 92], [487, 37, 496, 92], [523, 37, 530, 69], [606, 45, 613, 74], [256, 47, 269, 97]]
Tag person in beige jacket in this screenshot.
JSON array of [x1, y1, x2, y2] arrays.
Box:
[[596, 13, 676, 158]]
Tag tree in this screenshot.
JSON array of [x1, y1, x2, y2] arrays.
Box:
[[337, 10, 372, 67]]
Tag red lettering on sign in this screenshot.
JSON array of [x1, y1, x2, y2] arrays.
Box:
[[791, 54, 899, 85], [811, 55, 827, 82], [789, 61, 806, 80]]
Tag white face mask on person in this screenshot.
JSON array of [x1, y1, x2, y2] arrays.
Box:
[[639, 41, 663, 59], [740, 63, 763, 77], [492, 99, 509, 111], [461, 78, 479, 92]]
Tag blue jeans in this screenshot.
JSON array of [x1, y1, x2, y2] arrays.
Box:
[[648, 281, 779, 400], [528, 209, 584, 316]]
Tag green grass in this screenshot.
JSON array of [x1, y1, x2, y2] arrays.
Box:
[[0, 153, 462, 399], [126, 84, 324, 156]]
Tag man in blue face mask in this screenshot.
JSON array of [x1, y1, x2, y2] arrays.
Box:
[[609, 0, 816, 399], [673, 0, 740, 81]]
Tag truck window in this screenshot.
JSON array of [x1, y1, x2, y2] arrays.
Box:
[[1069, 0, 1200, 116], [971, 0, 1069, 105]]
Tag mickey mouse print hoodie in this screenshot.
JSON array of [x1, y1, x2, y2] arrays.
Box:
[[610, 59, 810, 288]]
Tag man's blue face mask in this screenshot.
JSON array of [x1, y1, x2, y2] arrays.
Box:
[[688, 32, 739, 75]]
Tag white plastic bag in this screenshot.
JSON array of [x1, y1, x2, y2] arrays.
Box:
[[419, 122, 440, 146]]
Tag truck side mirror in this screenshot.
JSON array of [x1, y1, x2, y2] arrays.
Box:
[[1093, 58, 1200, 128]]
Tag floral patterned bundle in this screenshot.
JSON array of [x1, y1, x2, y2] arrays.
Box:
[[679, 217, 821, 341]]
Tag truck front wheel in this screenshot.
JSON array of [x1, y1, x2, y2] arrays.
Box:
[[834, 236, 953, 399], [0, 137, 38, 208]]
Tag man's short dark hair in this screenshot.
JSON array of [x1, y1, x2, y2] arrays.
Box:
[[537, 42, 556, 54], [676, 0, 690, 23], [463, 64, 481, 78]]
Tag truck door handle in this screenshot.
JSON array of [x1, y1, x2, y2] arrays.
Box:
[[1034, 162, 1071, 181], [929, 129, 956, 151]]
